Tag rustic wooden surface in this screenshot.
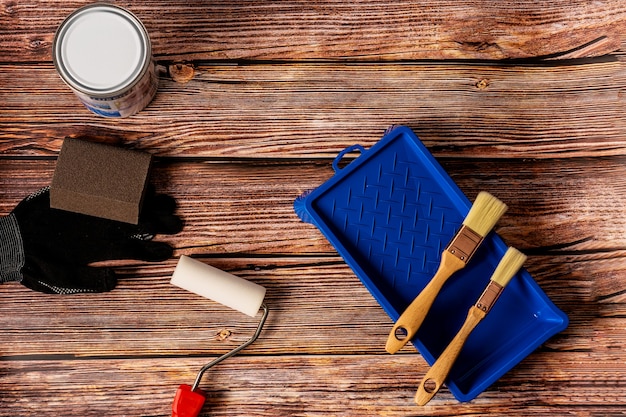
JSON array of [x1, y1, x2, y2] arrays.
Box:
[[1, 1, 625, 416]]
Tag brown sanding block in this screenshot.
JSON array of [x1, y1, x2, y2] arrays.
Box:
[[50, 138, 152, 224]]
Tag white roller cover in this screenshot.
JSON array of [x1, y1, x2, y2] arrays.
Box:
[[171, 255, 266, 317]]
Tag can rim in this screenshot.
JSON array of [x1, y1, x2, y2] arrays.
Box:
[[53, 4, 152, 96]]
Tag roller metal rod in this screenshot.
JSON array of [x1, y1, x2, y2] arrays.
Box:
[[191, 303, 269, 392]]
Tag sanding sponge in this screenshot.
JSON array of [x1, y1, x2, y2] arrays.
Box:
[[50, 138, 152, 224]]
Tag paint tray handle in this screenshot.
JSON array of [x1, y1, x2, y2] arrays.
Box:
[[332, 144, 365, 173]]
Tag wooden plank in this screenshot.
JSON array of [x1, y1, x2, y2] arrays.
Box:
[[1, 61, 625, 158], [2, 157, 626, 254], [0, 353, 624, 416], [0, 252, 623, 357], [1, 1, 624, 63]]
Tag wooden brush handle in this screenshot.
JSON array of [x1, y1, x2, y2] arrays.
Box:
[[385, 251, 466, 354], [415, 306, 486, 406]]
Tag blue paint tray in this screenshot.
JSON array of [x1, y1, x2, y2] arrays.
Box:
[[294, 126, 568, 402]]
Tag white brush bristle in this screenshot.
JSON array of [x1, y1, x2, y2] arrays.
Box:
[[463, 191, 508, 237], [490, 247, 527, 287]]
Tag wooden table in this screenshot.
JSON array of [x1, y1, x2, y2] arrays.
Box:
[[1, 2, 625, 416]]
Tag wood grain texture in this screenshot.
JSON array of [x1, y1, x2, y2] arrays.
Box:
[[2, 158, 623, 413], [2, 158, 626, 253], [1, 1, 624, 62], [0, 162, 624, 357], [1, 353, 624, 417], [1, 61, 626, 158], [0, 251, 623, 356], [1, 1, 625, 416]]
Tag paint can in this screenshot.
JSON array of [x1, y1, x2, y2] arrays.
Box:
[[53, 4, 157, 117]]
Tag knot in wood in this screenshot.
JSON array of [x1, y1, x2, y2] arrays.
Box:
[[169, 62, 195, 83], [475, 78, 490, 89], [4, 2, 16, 14], [216, 329, 232, 341], [29, 39, 44, 50]]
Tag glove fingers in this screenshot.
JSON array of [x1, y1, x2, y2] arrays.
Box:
[[124, 240, 174, 262], [21, 258, 117, 294], [143, 191, 177, 214], [89, 239, 174, 263], [139, 192, 183, 235], [13, 186, 181, 266], [139, 212, 184, 236]]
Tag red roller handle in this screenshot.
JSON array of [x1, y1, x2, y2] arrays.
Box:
[[172, 384, 206, 417]]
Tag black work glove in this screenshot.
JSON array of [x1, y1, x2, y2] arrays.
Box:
[[0, 187, 183, 294]]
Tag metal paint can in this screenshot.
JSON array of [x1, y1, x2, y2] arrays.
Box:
[[53, 4, 157, 117]]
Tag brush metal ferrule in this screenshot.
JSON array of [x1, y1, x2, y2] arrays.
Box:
[[446, 225, 483, 264], [475, 281, 504, 314]]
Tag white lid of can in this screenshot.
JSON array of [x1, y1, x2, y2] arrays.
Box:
[[54, 5, 150, 95]]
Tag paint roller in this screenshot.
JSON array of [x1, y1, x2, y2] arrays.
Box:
[[170, 255, 269, 417]]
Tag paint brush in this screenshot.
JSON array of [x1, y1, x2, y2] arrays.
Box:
[[386, 191, 508, 354], [414, 247, 527, 405]]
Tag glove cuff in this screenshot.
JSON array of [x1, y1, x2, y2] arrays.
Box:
[[0, 213, 25, 282]]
